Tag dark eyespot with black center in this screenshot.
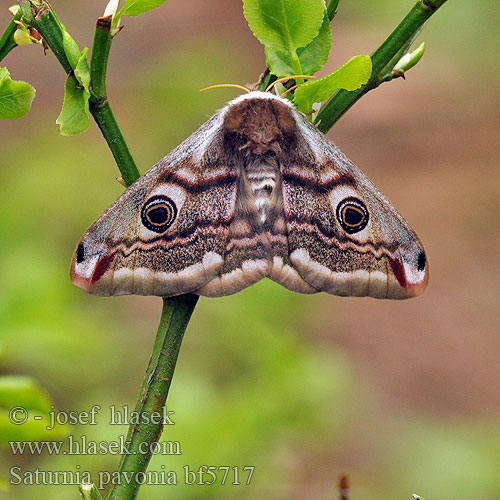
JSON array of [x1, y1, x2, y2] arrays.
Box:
[[417, 250, 426, 272], [76, 243, 85, 263], [336, 197, 369, 234], [141, 196, 177, 233]]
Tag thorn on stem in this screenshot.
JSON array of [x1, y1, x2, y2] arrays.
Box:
[[339, 474, 350, 500], [111, 25, 124, 37], [392, 69, 406, 79]]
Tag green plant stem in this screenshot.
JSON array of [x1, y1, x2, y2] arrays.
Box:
[[327, 0, 340, 21], [90, 102, 140, 186], [87, 15, 140, 186], [107, 294, 199, 500], [31, 3, 72, 73], [29, 1, 140, 185], [315, 0, 448, 132], [0, 9, 22, 62], [90, 16, 112, 99]]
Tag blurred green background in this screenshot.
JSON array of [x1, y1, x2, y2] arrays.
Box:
[[1, 0, 499, 498]]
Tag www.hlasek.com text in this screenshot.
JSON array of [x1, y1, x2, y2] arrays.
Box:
[[10, 434, 181, 456]]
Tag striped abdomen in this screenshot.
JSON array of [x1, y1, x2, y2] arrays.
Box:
[[246, 160, 279, 223]]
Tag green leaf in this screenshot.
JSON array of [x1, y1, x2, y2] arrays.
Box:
[[79, 483, 104, 500], [74, 47, 91, 90], [56, 75, 90, 135], [117, 0, 169, 17], [0, 67, 36, 120], [62, 29, 82, 70], [243, 0, 325, 54], [0, 408, 69, 443], [55, 37, 90, 135], [0, 375, 51, 414], [394, 42, 426, 73], [265, 13, 332, 77], [19, 1, 34, 23], [0, 376, 70, 443], [294, 55, 372, 114]]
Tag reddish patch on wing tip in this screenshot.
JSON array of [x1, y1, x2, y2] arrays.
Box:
[[388, 255, 407, 288], [91, 253, 114, 284]]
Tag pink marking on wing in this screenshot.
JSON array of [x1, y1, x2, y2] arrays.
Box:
[[91, 254, 114, 284], [388, 255, 407, 288]]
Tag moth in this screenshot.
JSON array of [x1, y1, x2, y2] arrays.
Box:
[[71, 91, 428, 299]]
